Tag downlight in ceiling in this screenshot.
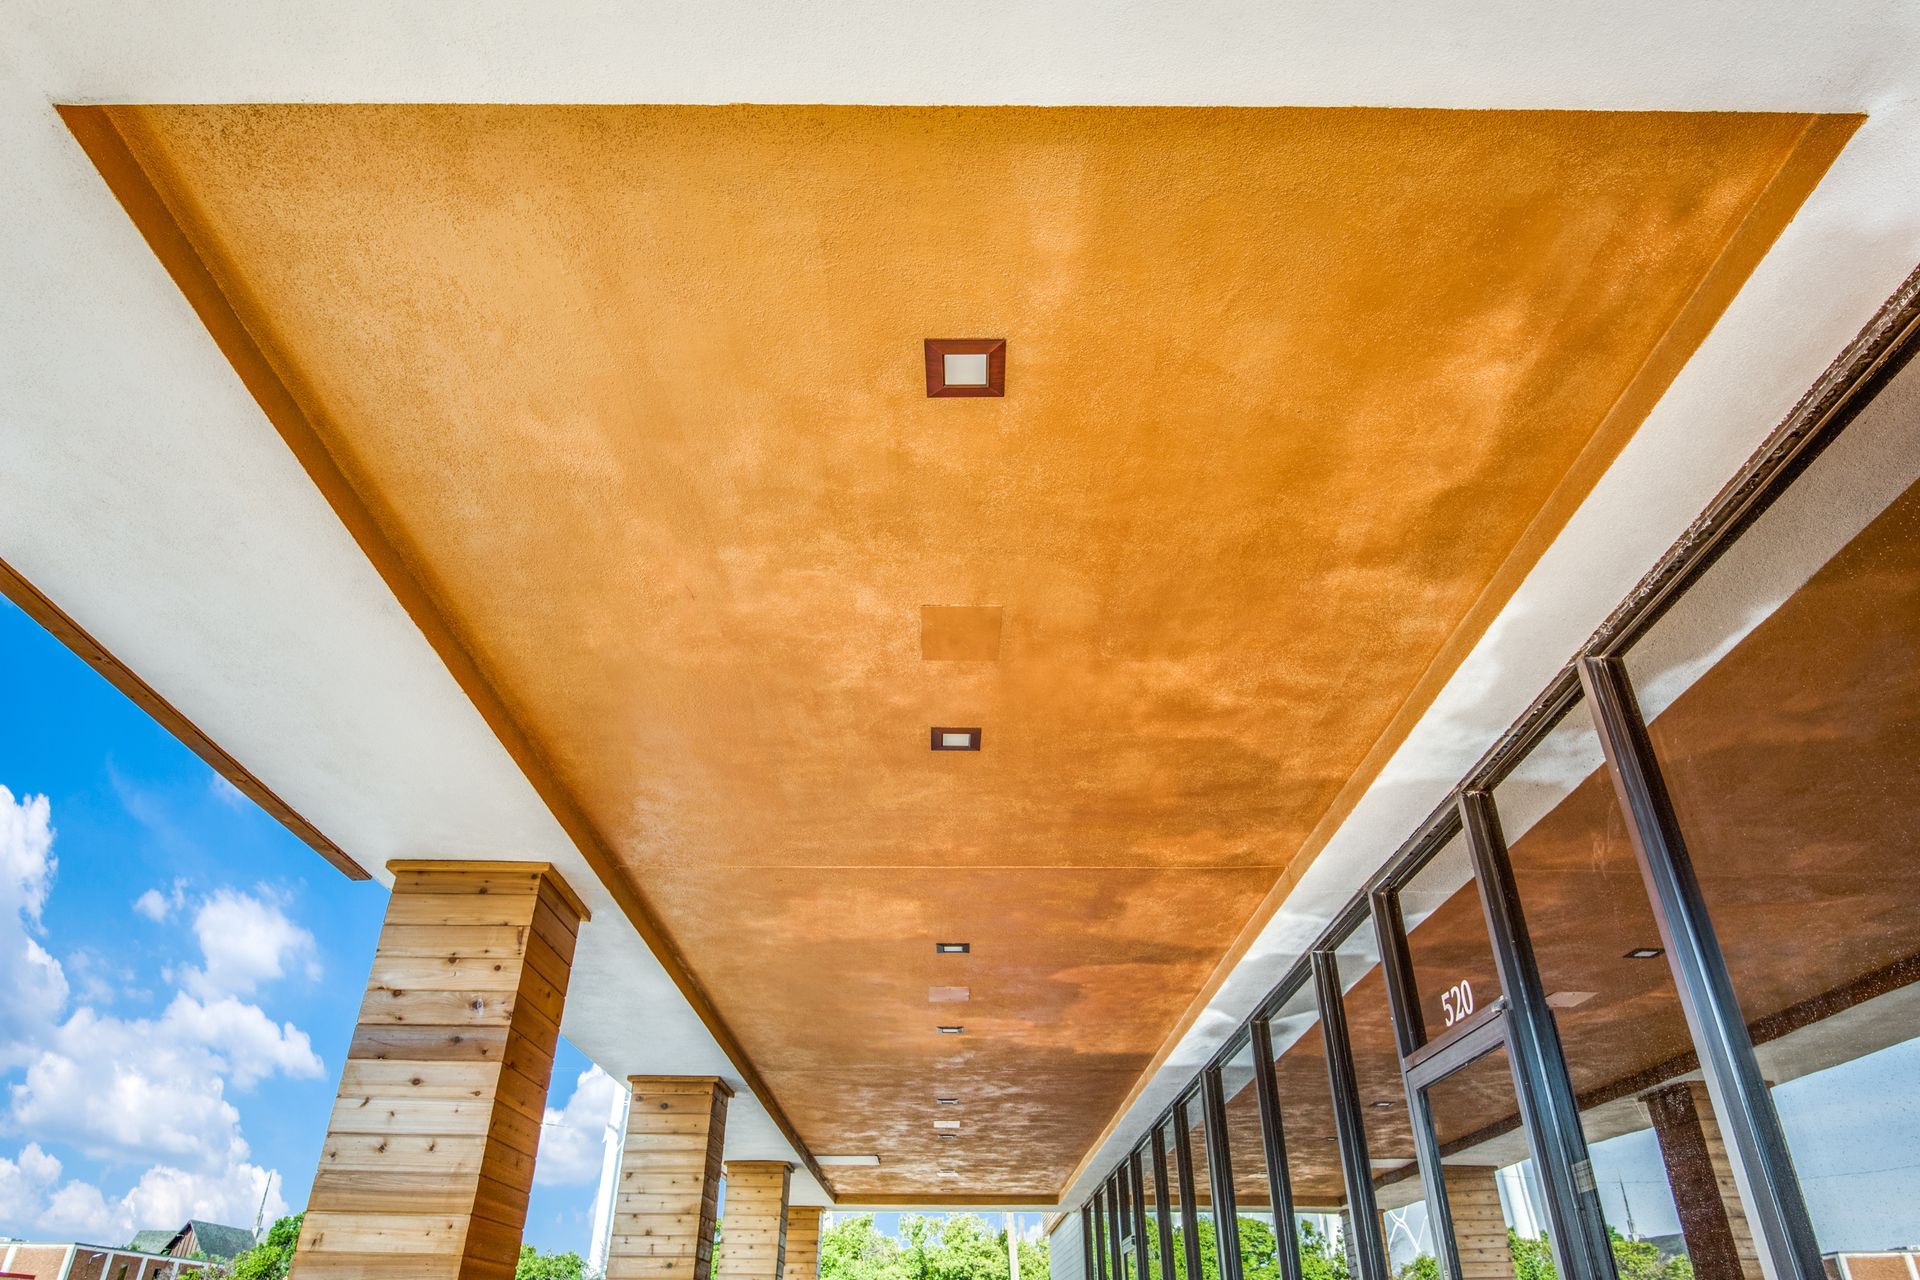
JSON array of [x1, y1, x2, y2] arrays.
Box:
[[924, 339, 1006, 397], [931, 727, 981, 751]]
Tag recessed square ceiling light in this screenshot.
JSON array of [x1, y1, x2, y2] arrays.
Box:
[[943, 353, 990, 387], [933, 1119, 961, 1130], [936, 1025, 965, 1035], [931, 727, 982, 751], [1624, 947, 1665, 960], [924, 339, 1006, 398], [1546, 990, 1597, 1009], [935, 942, 970, 954]]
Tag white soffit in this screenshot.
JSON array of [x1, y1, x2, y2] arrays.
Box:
[[0, 0, 1918, 1213]]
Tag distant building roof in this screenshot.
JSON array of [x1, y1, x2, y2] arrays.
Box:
[[127, 1219, 257, 1262], [177, 1220, 258, 1262]]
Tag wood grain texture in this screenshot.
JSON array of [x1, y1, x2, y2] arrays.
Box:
[[781, 1207, 822, 1280], [606, 1077, 733, 1280], [719, 1162, 792, 1280], [1439, 1167, 1515, 1280], [294, 863, 583, 1279], [1645, 1081, 1764, 1280]]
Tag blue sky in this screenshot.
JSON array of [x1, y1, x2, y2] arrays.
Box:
[[0, 594, 603, 1252]]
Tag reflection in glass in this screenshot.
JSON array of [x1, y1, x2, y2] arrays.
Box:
[[1493, 698, 1702, 1279], [1269, 984, 1356, 1280], [1627, 432, 1920, 1259], [1420, 1045, 1536, 1280], [1222, 1038, 1285, 1280], [1179, 1097, 1223, 1280], [1399, 831, 1501, 1042], [1332, 918, 1419, 1280]]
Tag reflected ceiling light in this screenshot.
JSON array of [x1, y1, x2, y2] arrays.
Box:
[[929, 985, 970, 1003], [935, 1096, 960, 1105], [939, 1134, 958, 1141], [934, 1120, 961, 1130], [816, 1154, 883, 1167], [931, 727, 982, 751], [935, 941, 971, 954], [1369, 1100, 1393, 1109], [1546, 990, 1597, 1008], [924, 339, 1006, 398], [936, 1025, 965, 1035], [1624, 947, 1665, 960]]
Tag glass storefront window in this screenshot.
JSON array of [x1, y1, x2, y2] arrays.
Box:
[[1222, 1038, 1284, 1280], [1267, 983, 1353, 1280], [1180, 1095, 1223, 1280], [1398, 830, 1501, 1043], [1625, 416, 1920, 1261], [1419, 1044, 1541, 1280], [1332, 918, 1424, 1280], [1492, 699, 1703, 1280]]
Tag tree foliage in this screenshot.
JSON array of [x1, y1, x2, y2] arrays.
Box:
[[819, 1212, 1049, 1280], [515, 1244, 593, 1280], [224, 1213, 301, 1280]]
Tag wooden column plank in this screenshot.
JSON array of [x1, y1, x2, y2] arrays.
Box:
[[720, 1161, 792, 1280], [605, 1076, 733, 1280], [293, 861, 585, 1280], [781, 1207, 822, 1280], [1440, 1167, 1515, 1280]]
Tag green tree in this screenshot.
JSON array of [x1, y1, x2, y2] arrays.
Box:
[[820, 1213, 1047, 1280], [1505, 1226, 1693, 1280], [1295, 1218, 1350, 1280], [1394, 1255, 1440, 1280], [514, 1244, 591, 1280], [226, 1213, 302, 1280], [1132, 1215, 1342, 1280]]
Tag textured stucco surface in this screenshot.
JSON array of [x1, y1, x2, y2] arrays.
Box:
[[85, 103, 1843, 1195]]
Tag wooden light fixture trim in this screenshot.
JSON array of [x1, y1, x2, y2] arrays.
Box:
[[924, 339, 1006, 397]]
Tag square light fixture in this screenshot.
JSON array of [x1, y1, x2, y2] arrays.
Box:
[[935, 941, 971, 954], [936, 1025, 965, 1035], [931, 727, 981, 751], [935, 1096, 960, 1105], [933, 1119, 961, 1130], [924, 339, 1006, 397], [1624, 947, 1665, 960]]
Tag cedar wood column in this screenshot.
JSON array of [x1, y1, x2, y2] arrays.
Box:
[[295, 861, 588, 1280], [606, 1076, 732, 1280], [1643, 1081, 1765, 1280], [719, 1161, 792, 1280], [1442, 1166, 1516, 1280], [781, 1207, 822, 1280]]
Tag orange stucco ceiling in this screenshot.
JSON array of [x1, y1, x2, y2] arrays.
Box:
[[71, 103, 1852, 1199]]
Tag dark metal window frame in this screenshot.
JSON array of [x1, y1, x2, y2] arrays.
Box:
[[1072, 265, 1920, 1280]]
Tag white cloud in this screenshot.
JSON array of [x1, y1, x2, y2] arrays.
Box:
[[207, 774, 249, 812], [134, 880, 187, 923], [534, 1065, 622, 1187], [0, 1141, 283, 1243], [0, 787, 55, 921], [181, 886, 319, 998], [0, 788, 67, 1068], [0, 789, 314, 1240]]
